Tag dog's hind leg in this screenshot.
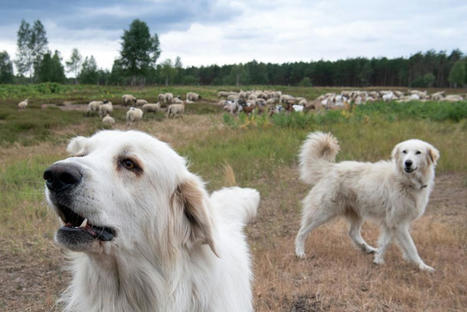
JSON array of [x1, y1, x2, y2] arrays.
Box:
[[295, 206, 336, 258], [395, 225, 434, 272], [348, 217, 377, 254], [373, 226, 393, 265]]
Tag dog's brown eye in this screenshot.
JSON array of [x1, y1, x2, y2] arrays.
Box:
[[402, 150, 407, 154], [415, 151, 421, 155], [121, 159, 136, 170]]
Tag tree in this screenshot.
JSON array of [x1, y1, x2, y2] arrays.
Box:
[[119, 19, 161, 80], [0, 51, 14, 83], [36, 50, 66, 83], [160, 58, 174, 86], [79, 56, 99, 84], [66, 48, 82, 82], [14, 19, 48, 79], [448, 60, 466, 88]]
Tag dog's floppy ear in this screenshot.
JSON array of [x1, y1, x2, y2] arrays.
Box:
[[67, 136, 88, 156], [391, 143, 401, 162], [172, 175, 218, 256], [426, 145, 440, 166]]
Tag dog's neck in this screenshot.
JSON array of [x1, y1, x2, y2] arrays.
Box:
[[64, 246, 211, 312], [398, 168, 433, 191]]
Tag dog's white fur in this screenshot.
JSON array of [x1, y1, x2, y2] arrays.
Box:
[[295, 132, 439, 271], [47, 130, 259, 311]]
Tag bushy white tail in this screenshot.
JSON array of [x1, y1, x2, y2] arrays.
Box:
[[299, 132, 340, 186], [210, 187, 260, 225]]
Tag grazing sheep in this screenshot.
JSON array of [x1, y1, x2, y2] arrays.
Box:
[[102, 114, 115, 125], [87, 100, 103, 114], [18, 98, 28, 110], [444, 94, 463, 102], [173, 97, 184, 104], [292, 104, 304, 112], [167, 103, 185, 118], [122, 94, 136, 106], [165, 93, 174, 105], [142, 103, 161, 113], [126, 107, 143, 122], [136, 99, 148, 106], [99, 101, 113, 117], [186, 92, 200, 101], [430, 91, 445, 101], [158, 93, 166, 104]]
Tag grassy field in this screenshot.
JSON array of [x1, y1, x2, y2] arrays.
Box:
[[0, 85, 466, 311]]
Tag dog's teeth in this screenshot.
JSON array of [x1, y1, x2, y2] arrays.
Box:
[[80, 218, 88, 228]]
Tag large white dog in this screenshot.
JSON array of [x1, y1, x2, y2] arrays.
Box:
[[43, 130, 260, 311], [295, 132, 439, 271]]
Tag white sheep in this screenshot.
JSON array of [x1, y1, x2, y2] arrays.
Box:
[[142, 103, 161, 113], [186, 92, 200, 101], [173, 97, 184, 104], [122, 94, 136, 106], [136, 99, 148, 106], [167, 103, 185, 118], [126, 107, 143, 122], [165, 93, 174, 104], [102, 114, 115, 125], [99, 101, 113, 117], [87, 100, 103, 114], [18, 98, 28, 109]]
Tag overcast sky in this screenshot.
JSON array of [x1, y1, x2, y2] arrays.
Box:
[[1, 0, 466, 72]]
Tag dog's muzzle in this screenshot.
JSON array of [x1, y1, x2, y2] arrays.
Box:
[[44, 163, 82, 193], [404, 160, 415, 173]]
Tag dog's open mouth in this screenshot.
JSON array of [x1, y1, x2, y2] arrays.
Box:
[[56, 204, 115, 242], [404, 167, 416, 173]]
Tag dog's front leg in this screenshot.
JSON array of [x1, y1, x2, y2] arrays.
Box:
[[373, 226, 392, 265], [395, 225, 434, 272]]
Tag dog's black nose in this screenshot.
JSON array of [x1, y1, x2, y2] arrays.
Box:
[[43, 163, 82, 192], [405, 160, 413, 167]]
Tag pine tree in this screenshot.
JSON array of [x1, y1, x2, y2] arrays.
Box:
[[66, 48, 82, 83]]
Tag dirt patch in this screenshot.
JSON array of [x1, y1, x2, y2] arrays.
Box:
[[1, 172, 465, 311]]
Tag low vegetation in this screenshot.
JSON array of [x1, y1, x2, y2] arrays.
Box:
[[0, 85, 466, 311]]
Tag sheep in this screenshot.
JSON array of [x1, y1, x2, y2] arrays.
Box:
[[158, 93, 166, 104], [186, 92, 200, 102], [102, 114, 115, 125], [122, 94, 136, 106], [444, 94, 463, 102], [223, 100, 240, 114], [18, 98, 28, 110], [431, 91, 445, 101], [165, 93, 174, 105], [173, 97, 184, 104], [87, 100, 103, 114], [126, 107, 143, 122], [167, 103, 185, 118], [136, 99, 148, 106], [99, 101, 113, 117], [292, 104, 304, 112], [142, 103, 161, 113]]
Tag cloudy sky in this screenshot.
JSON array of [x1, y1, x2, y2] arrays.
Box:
[[0, 0, 466, 72]]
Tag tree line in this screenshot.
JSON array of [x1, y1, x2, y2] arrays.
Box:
[[0, 19, 466, 88]]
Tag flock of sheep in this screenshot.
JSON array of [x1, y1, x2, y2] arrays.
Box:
[[16, 89, 465, 121], [85, 92, 201, 125], [218, 89, 466, 115]]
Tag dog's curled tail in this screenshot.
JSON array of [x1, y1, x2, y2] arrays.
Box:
[[299, 132, 340, 185], [211, 187, 259, 225]]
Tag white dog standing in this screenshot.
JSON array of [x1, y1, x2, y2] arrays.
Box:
[[43, 130, 260, 311], [295, 132, 439, 271]]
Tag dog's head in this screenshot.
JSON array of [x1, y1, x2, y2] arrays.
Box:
[[44, 130, 216, 258], [391, 139, 440, 176]]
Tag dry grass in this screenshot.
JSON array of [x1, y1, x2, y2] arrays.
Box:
[[0, 112, 466, 311]]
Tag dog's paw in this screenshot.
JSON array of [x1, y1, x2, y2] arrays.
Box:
[[295, 248, 306, 259], [373, 256, 384, 265], [419, 263, 435, 272]]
